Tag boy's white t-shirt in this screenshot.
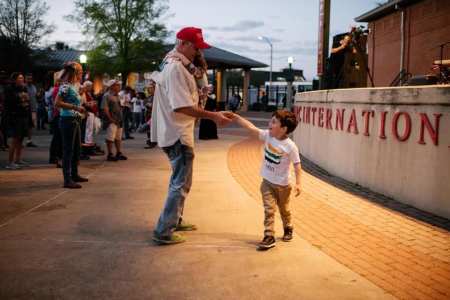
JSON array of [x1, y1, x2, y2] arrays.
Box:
[[258, 129, 301, 186]]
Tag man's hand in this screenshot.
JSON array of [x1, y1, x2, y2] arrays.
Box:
[[294, 184, 301, 197], [213, 111, 233, 126], [222, 111, 236, 120]]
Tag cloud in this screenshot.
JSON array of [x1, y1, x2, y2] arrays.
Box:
[[223, 20, 264, 31], [256, 36, 282, 43], [64, 30, 80, 35], [276, 46, 317, 56], [205, 20, 264, 32], [205, 26, 219, 31], [213, 42, 257, 53]]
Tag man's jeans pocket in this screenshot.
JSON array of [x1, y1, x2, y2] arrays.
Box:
[[163, 140, 182, 162]]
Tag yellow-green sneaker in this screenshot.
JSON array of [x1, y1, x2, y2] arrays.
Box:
[[152, 233, 186, 245], [175, 222, 197, 231]]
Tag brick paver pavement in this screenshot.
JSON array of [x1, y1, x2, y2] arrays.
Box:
[[227, 138, 450, 300]]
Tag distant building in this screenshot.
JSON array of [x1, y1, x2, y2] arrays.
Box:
[[355, 0, 450, 86]]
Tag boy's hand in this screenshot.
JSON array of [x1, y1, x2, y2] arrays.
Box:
[[294, 184, 301, 197]]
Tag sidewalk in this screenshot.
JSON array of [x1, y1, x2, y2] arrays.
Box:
[[0, 131, 394, 299], [228, 137, 450, 300]]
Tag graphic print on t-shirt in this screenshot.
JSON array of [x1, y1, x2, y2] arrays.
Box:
[[264, 143, 285, 165]]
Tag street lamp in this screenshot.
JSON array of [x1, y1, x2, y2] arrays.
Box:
[[79, 54, 88, 82], [258, 36, 273, 102], [287, 56, 294, 70], [79, 54, 87, 64]]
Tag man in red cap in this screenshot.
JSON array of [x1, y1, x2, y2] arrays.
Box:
[[151, 26, 233, 245], [175, 27, 211, 60]]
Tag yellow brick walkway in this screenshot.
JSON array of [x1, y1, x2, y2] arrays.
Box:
[[227, 138, 450, 300]]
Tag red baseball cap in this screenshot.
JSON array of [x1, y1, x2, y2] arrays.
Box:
[[176, 27, 211, 49]]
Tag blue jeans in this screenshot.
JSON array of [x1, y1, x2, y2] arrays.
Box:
[[155, 140, 194, 237], [60, 116, 81, 184]]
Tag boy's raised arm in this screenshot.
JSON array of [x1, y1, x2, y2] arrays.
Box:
[[231, 113, 261, 139]]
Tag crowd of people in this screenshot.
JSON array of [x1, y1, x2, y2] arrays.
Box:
[[0, 67, 157, 185]]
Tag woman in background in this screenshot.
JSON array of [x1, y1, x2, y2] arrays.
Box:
[[4, 73, 31, 169], [55, 62, 88, 189]]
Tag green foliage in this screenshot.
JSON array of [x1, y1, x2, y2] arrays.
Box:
[[86, 42, 117, 75], [69, 0, 169, 82], [0, 0, 54, 47]]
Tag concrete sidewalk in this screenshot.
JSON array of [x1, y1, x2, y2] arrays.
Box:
[[0, 132, 393, 299]]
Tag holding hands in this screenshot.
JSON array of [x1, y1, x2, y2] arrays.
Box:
[[213, 111, 234, 126]]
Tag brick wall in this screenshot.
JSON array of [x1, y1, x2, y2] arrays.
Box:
[[367, 0, 450, 86]]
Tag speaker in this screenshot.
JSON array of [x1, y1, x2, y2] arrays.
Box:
[[406, 75, 438, 86]]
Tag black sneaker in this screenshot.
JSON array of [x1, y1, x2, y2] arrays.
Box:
[[26, 141, 38, 148], [257, 236, 276, 250], [107, 154, 118, 162], [72, 176, 89, 183], [79, 154, 90, 160], [282, 227, 293, 242], [145, 141, 157, 149], [63, 182, 82, 189], [116, 152, 128, 160]]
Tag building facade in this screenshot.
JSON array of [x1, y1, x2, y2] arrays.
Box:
[[355, 0, 450, 86]]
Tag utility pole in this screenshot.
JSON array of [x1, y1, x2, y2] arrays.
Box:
[[317, 0, 331, 89]]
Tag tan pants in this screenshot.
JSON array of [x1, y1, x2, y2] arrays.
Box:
[[260, 179, 293, 237]]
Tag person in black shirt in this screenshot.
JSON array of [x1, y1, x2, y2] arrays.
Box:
[[198, 93, 218, 140], [4, 73, 31, 169]]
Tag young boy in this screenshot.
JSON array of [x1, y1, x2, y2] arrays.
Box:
[[232, 110, 302, 250]]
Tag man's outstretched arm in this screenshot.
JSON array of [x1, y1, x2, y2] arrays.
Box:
[[175, 106, 232, 126]]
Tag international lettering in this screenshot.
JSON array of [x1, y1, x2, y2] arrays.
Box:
[[293, 106, 443, 146]]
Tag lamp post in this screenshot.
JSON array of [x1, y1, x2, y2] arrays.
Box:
[[258, 36, 273, 102], [288, 56, 294, 70], [286, 56, 294, 110], [79, 54, 87, 83]]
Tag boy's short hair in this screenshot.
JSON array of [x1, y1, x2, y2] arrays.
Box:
[[273, 110, 298, 134]]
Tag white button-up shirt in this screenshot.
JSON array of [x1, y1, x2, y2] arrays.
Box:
[[151, 52, 199, 148]]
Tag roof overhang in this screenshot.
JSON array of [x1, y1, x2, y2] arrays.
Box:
[[355, 0, 423, 22], [165, 44, 267, 69], [33, 49, 85, 69], [203, 46, 267, 69]]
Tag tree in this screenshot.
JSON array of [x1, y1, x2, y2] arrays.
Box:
[[69, 0, 169, 86], [0, 36, 33, 72], [0, 0, 54, 47]]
